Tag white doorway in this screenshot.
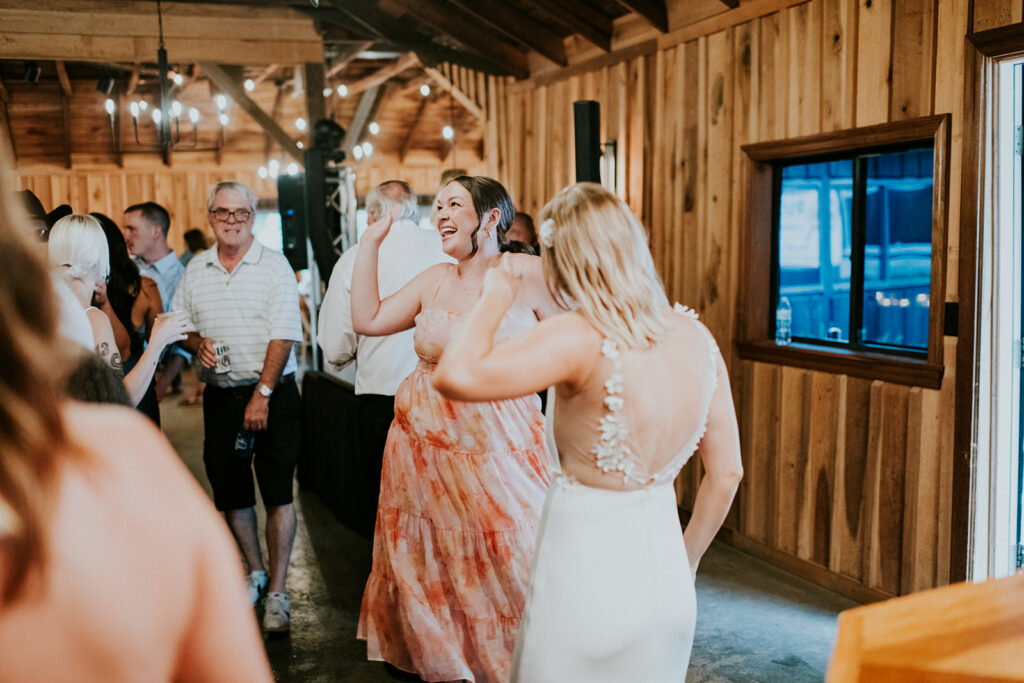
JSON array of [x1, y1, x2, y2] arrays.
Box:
[[973, 56, 1024, 580]]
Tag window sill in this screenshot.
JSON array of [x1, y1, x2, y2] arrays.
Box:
[[734, 340, 943, 389]]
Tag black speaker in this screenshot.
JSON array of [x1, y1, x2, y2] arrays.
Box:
[[277, 174, 308, 270], [573, 100, 601, 183]]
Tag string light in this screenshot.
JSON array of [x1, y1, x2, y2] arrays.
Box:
[[151, 109, 162, 125], [322, 87, 332, 97], [295, 117, 307, 131], [172, 73, 184, 86], [129, 102, 140, 118], [244, 79, 255, 92], [138, 100, 149, 112], [442, 125, 454, 140], [352, 145, 363, 160], [258, 166, 268, 178], [189, 107, 200, 123], [368, 121, 380, 135], [215, 94, 228, 110], [297, 141, 304, 149], [104, 99, 115, 115], [361, 141, 373, 156], [286, 162, 300, 175], [420, 83, 430, 97], [336, 84, 348, 97], [218, 113, 229, 126]]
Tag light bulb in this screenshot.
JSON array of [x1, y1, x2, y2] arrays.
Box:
[[244, 79, 255, 92], [151, 109, 162, 125], [258, 166, 268, 179], [420, 84, 430, 97], [286, 162, 299, 175], [323, 87, 332, 96], [295, 117, 306, 131], [172, 73, 184, 86], [368, 121, 380, 135], [268, 159, 280, 173], [296, 141, 304, 149], [170, 101, 182, 117], [189, 107, 200, 123], [361, 141, 373, 156], [138, 100, 148, 111], [104, 98, 115, 115], [215, 94, 228, 110], [352, 146, 363, 160], [129, 102, 140, 118], [336, 84, 348, 97], [218, 113, 229, 126], [442, 125, 454, 140]]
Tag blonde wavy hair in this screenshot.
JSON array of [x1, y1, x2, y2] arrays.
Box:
[[539, 183, 668, 348], [0, 142, 74, 605]]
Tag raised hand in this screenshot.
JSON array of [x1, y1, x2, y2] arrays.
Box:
[[150, 311, 189, 352], [482, 254, 523, 301], [362, 205, 402, 245]]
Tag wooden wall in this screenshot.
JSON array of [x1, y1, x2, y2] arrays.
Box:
[[16, 164, 276, 252], [483, 0, 1001, 599]]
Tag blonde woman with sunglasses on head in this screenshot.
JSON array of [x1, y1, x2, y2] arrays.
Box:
[[435, 182, 743, 682]]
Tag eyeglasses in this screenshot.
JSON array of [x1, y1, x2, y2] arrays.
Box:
[[209, 208, 253, 222]]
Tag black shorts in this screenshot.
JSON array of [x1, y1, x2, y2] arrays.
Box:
[[202, 377, 300, 511]]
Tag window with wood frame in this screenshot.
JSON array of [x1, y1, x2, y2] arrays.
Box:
[[736, 115, 950, 389]]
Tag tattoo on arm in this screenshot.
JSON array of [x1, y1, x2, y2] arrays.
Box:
[[96, 342, 110, 358], [110, 352, 123, 373]]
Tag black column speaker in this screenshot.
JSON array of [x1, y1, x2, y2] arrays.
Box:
[[573, 100, 601, 183], [277, 174, 308, 270]]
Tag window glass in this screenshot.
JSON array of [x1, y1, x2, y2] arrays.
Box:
[[861, 148, 933, 350], [778, 159, 853, 343]]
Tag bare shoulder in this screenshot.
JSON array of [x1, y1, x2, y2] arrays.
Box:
[[536, 310, 602, 354]]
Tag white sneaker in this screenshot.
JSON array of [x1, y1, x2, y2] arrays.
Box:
[[263, 592, 290, 632], [246, 571, 267, 606]]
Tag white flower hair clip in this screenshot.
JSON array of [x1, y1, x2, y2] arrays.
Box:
[[538, 218, 555, 248]]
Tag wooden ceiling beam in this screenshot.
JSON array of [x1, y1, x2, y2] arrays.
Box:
[[381, 0, 529, 79], [54, 61, 73, 96], [421, 65, 484, 122], [0, 3, 321, 65], [314, 3, 514, 76], [448, 0, 567, 67], [0, 79, 9, 103], [612, 0, 669, 33], [325, 41, 375, 79], [252, 64, 279, 87], [341, 83, 381, 152], [344, 52, 420, 97], [398, 94, 431, 163], [199, 60, 303, 163], [719, 0, 740, 7], [520, 0, 612, 51]]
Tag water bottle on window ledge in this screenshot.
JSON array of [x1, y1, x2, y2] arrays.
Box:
[[775, 297, 792, 345]]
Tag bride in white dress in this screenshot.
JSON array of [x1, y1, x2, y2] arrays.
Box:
[[434, 182, 743, 682]]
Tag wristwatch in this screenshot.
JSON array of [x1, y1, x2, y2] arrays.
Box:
[[257, 383, 273, 398]]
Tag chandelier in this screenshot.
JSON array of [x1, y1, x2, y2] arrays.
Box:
[[102, 0, 226, 158]]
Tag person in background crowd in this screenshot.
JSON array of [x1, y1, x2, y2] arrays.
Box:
[[180, 228, 209, 268], [174, 181, 303, 633], [122, 201, 188, 397], [351, 175, 561, 682], [318, 180, 451, 537], [506, 211, 538, 253], [0, 141, 273, 683], [48, 214, 188, 408], [434, 182, 744, 682], [90, 212, 164, 424]]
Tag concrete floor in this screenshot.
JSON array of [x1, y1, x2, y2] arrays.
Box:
[[161, 371, 855, 682]]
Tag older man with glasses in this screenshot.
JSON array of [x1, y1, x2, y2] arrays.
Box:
[[173, 180, 303, 633]]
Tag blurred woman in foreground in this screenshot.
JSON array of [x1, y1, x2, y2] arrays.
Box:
[[0, 149, 273, 681]]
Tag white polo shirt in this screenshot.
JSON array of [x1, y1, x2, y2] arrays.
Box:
[[317, 219, 452, 395], [173, 240, 303, 387]]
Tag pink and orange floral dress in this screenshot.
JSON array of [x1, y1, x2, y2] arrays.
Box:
[[357, 306, 551, 683]]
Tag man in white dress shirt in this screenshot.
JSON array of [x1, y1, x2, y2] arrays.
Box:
[[318, 179, 451, 535], [123, 201, 188, 396]]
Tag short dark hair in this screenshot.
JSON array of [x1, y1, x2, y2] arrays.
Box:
[[183, 228, 208, 252], [513, 212, 537, 243], [124, 201, 170, 237], [448, 175, 515, 256]]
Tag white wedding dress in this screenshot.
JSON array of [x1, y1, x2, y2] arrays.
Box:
[[511, 305, 719, 683]]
